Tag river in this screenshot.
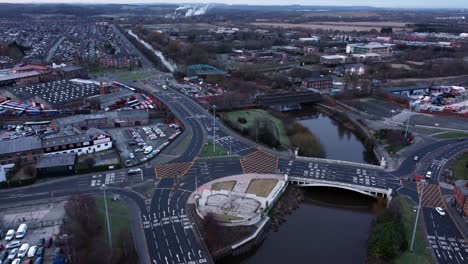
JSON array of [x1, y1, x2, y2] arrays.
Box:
[[224, 188, 377, 264], [127, 29, 178, 72], [222, 109, 378, 264]]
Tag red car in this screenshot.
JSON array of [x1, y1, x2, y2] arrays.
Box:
[[44, 237, 53, 248], [414, 175, 423, 181]]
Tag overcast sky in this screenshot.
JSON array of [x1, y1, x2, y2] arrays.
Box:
[[0, 0, 467, 9]]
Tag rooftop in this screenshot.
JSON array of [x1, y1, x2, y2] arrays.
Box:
[[455, 180, 468, 196], [381, 86, 430, 93], [0, 136, 42, 155], [0, 71, 41, 82], [36, 153, 77, 168]]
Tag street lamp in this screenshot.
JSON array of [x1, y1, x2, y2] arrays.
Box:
[[101, 184, 112, 255], [212, 104, 216, 153], [410, 179, 427, 253]]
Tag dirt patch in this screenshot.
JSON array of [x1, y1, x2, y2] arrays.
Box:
[[246, 179, 278, 198]]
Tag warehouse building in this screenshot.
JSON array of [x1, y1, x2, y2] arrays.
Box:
[[0, 136, 43, 165], [42, 128, 112, 156], [36, 152, 77, 177], [52, 109, 149, 130], [346, 42, 393, 55]]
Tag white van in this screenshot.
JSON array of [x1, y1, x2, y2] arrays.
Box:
[[15, 223, 27, 239], [143, 146, 153, 154], [17, 243, 29, 258]]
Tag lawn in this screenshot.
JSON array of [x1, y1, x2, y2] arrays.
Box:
[[394, 196, 432, 264], [223, 109, 290, 147], [385, 144, 405, 154], [118, 72, 151, 81], [199, 143, 228, 157], [211, 180, 236, 191], [453, 153, 468, 181], [434, 132, 468, 139], [246, 179, 278, 198], [95, 196, 131, 243]]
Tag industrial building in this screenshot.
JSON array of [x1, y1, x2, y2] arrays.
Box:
[[36, 152, 77, 177], [320, 55, 350, 65], [346, 42, 393, 55], [6, 80, 99, 109], [0, 136, 43, 165], [302, 76, 333, 90], [453, 180, 468, 221], [42, 128, 112, 156], [52, 109, 150, 130]]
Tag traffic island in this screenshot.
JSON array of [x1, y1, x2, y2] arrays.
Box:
[[187, 173, 288, 259]]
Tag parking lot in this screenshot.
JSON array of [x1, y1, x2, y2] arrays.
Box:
[[1, 201, 66, 264], [345, 97, 405, 118], [107, 120, 181, 167]]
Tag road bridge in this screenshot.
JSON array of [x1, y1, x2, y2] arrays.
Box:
[[255, 91, 322, 106], [289, 176, 393, 201]]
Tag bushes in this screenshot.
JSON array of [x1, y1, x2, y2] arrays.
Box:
[[287, 123, 325, 158], [367, 200, 408, 262]]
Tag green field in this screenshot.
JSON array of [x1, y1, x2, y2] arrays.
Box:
[[96, 196, 131, 243], [118, 72, 151, 81], [199, 143, 229, 157], [453, 153, 468, 181], [434, 132, 468, 139], [385, 144, 405, 154], [395, 196, 432, 264], [223, 109, 289, 146]]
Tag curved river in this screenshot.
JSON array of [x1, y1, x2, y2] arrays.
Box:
[[224, 111, 377, 264]]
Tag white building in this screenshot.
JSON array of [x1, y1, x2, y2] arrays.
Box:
[[42, 128, 112, 156]]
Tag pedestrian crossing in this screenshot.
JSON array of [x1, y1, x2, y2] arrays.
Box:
[[89, 171, 127, 187]]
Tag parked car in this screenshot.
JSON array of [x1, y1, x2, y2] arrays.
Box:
[[17, 244, 29, 258], [15, 224, 27, 239], [435, 207, 446, 216], [413, 156, 418, 161], [36, 238, 44, 248], [27, 245, 37, 258], [7, 248, 18, 260], [0, 244, 3, 251], [43, 238, 52, 249], [22, 259, 32, 264], [6, 241, 20, 250], [0, 251, 8, 261], [33, 257, 42, 264], [4, 230, 14, 241], [129, 153, 135, 159], [127, 168, 141, 175], [11, 258, 20, 264], [35, 247, 44, 257]]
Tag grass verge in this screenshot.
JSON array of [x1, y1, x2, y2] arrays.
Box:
[[246, 179, 278, 198], [434, 132, 468, 139], [385, 144, 405, 154], [453, 153, 468, 181], [199, 143, 228, 157], [211, 181, 236, 191], [394, 196, 432, 264], [95, 196, 131, 243]]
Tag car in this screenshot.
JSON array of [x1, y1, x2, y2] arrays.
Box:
[[35, 247, 44, 257], [128, 141, 137, 146], [7, 248, 18, 260], [15, 224, 27, 239], [54, 247, 61, 256], [129, 153, 135, 159], [43, 238, 52, 249], [413, 156, 418, 161], [0, 230, 4, 240], [135, 148, 144, 153], [11, 258, 20, 264], [425, 171, 432, 179], [3, 259, 12, 264], [22, 259, 32, 264], [0, 251, 8, 261], [27, 246, 37, 258], [128, 168, 141, 175], [0, 244, 3, 251], [33, 257, 42, 264], [6, 242, 20, 250], [435, 207, 446, 216], [143, 146, 153, 154], [4, 230, 14, 241], [125, 160, 132, 167], [17, 244, 29, 258], [140, 157, 147, 162], [36, 238, 44, 248]]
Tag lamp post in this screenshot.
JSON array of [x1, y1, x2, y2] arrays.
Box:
[[212, 104, 216, 153], [101, 184, 112, 255], [410, 179, 427, 253]]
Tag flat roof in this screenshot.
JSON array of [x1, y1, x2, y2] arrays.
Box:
[[37, 153, 76, 168], [381, 86, 430, 93], [0, 136, 42, 155]]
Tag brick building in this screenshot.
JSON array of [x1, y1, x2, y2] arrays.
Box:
[[0, 136, 43, 165], [302, 76, 333, 89], [453, 180, 468, 220]]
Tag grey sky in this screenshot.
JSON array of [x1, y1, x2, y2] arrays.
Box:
[[0, 0, 467, 8]]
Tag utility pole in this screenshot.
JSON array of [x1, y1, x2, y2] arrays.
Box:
[[405, 104, 412, 139], [212, 104, 216, 153], [410, 179, 426, 253], [101, 184, 112, 255]]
